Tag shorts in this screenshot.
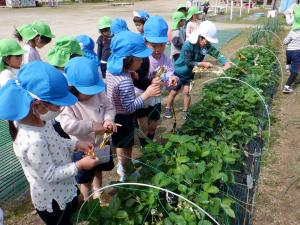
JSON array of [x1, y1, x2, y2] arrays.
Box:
[[136, 103, 161, 121], [286, 50, 300, 73], [72, 149, 114, 184], [112, 113, 135, 148], [172, 75, 194, 91]]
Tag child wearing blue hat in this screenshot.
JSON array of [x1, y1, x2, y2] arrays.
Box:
[[133, 10, 150, 35], [75, 35, 102, 78], [106, 30, 161, 182], [133, 16, 178, 147], [111, 18, 129, 36], [164, 21, 231, 120], [58, 57, 117, 201], [0, 61, 100, 225]]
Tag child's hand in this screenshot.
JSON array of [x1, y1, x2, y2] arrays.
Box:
[[141, 84, 161, 100], [103, 120, 122, 133], [167, 75, 178, 87], [198, 62, 213, 69], [223, 62, 232, 70], [76, 141, 94, 153], [92, 121, 106, 135], [129, 71, 139, 80], [76, 156, 100, 170]]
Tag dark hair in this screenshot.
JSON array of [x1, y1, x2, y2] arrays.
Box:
[[100, 27, 111, 33], [133, 16, 146, 24], [123, 56, 135, 70], [14, 28, 23, 41], [70, 54, 81, 59], [8, 120, 18, 141], [69, 86, 80, 97], [39, 35, 52, 44]]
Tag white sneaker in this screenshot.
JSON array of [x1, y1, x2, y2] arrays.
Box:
[[286, 64, 290, 71], [282, 85, 293, 94], [117, 163, 126, 182]]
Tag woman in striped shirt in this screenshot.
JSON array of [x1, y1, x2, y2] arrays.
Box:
[[106, 30, 160, 182]]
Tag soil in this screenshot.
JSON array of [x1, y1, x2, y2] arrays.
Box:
[[1, 1, 299, 225]]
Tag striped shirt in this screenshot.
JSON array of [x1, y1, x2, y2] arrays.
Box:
[[106, 71, 144, 114], [283, 29, 300, 50]]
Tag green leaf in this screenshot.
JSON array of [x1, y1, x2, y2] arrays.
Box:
[[133, 213, 143, 224], [203, 183, 219, 194], [115, 210, 129, 220], [198, 220, 213, 225], [174, 164, 190, 175], [176, 156, 190, 164], [201, 149, 210, 157], [125, 198, 136, 208], [197, 161, 206, 174], [178, 184, 188, 193], [109, 196, 121, 214], [152, 172, 172, 187], [221, 203, 236, 218], [223, 155, 236, 164]]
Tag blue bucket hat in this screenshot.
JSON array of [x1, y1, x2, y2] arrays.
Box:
[[133, 10, 150, 21], [0, 61, 77, 121], [65, 57, 105, 95], [75, 35, 100, 66], [111, 18, 129, 36], [144, 16, 168, 43], [107, 30, 152, 75]]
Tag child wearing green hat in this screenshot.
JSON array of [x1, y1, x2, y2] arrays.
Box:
[[283, 5, 300, 93], [176, 3, 188, 16], [47, 36, 83, 71], [0, 39, 25, 87], [96, 16, 112, 79], [106, 30, 160, 182], [58, 57, 117, 201], [186, 6, 203, 39], [171, 11, 186, 62], [14, 21, 54, 64], [0, 61, 100, 225]]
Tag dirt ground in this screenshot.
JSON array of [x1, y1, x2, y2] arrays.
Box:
[[1, 1, 299, 224]]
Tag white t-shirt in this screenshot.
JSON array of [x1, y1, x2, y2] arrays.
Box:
[[13, 122, 78, 212], [0, 66, 18, 87], [22, 44, 41, 64]]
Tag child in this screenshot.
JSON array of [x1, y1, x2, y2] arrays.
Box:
[[132, 10, 150, 35], [14, 21, 54, 64], [185, 6, 203, 40], [0, 39, 25, 87], [0, 61, 100, 225], [164, 21, 231, 119], [134, 16, 178, 147], [111, 18, 129, 36], [58, 57, 116, 201], [170, 12, 186, 62], [202, 1, 210, 21], [75, 35, 102, 78], [283, 5, 300, 93], [176, 3, 188, 16], [106, 31, 160, 181], [47, 36, 83, 71], [96, 16, 112, 79]]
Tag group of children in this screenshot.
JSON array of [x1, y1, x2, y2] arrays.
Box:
[[0, 3, 231, 225]]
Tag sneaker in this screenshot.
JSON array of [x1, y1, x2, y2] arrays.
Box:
[[182, 111, 188, 120], [282, 85, 293, 94], [286, 64, 290, 71], [117, 163, 126, 182], [163, 108, 173, 119]]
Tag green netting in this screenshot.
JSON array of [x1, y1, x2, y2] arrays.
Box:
[[0, 121, 28, 204]]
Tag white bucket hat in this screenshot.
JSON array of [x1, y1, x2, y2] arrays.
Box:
[[188, 21, 219, 44]]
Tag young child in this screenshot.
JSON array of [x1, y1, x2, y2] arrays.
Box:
[[58, 57, 116, 201], [96, 16, 112, 79], [170, 12, 186, 62], [14, 21, 54, 64], [283, 5, 300, 93], [185, 6, 203, 40], [0, 61, 100, 225], [111, 18, 129, 36], [132, 10, 150, 35], [47, 36, 83, 71], [164, 21, 231, 119], [75, 35, 102, 78], [0, 39, 25, 87], [106, 31, 160, 182], [134, 16, 178, 147]]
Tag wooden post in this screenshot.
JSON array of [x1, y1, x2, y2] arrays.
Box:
[[248, 0, 251, 14], [230, 0, 233, 20], [240, 0, 243, 17], [226, 0, 229, 13], [215, 0, 218, 15]]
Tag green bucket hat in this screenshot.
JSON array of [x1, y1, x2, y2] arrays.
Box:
[[47, 36, 83, 68], [292, 5, 300, 30], [176, 3, 187, 12], [0, 39, 25, 72], [187, 6, 203, 20], [98, 16, 112, 30], [17, 24, 38, 41], [171, 11, 186, 30], [31, 21, 55, 38]]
